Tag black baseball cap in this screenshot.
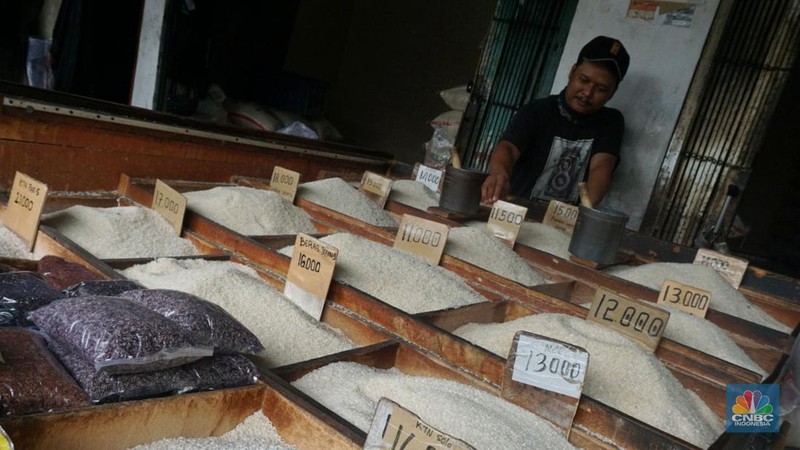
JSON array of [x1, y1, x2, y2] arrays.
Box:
[[577, 36, 630, 84]]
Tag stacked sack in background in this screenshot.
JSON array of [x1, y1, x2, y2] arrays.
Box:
[[423, 85, 469, 169]]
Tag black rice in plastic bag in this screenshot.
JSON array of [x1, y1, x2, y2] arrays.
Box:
[[47, 338, 197, 404], [63, 279, 144, 297], [185, 354, 260, 391], [0, 327, 88, 415], [119, 289, 264, 355], [0, 271, 64, 326], [28, 296, 213, 374]]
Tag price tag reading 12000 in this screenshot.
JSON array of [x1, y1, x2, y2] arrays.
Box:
[[364, 398, 476, 450], [2, 171, 48, 251], [152, 179, 187, 235], [284, 233, 338, 320], [587, 287, 670, 352], [393, 214, 450, 265], [487, 200, 528, 245]]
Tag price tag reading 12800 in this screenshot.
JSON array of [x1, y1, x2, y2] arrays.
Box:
[[587, 287, 670, 352]]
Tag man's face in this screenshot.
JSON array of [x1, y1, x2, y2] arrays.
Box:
[[564, 61, 617, 115]]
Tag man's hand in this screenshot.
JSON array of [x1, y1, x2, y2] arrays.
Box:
[[481, 172, 510, 204]]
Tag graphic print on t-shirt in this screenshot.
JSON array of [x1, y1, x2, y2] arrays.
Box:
[[530, 137, 593, 202]]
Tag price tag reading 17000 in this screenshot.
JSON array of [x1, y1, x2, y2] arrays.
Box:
[[510, 332, 589, 399], [152, 179, 187, 235], [587, 287, 670, 353], [542, 200, 579, 236], [487, 200, 528, 245], [393, 214, 450, 265], [657, 279, 712, 318], [270, 166, 301, 203], [364, 398, 476, 450], [284, 234, 338, 320], [2, 171, 48, 251], [359, 171, 394, 208], [693, 248, 749, 289]]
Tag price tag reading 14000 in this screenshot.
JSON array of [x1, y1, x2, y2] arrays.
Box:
[[587, 287, 670, 352], [364, 398, 476, 450], [693, 248, 749, 289]]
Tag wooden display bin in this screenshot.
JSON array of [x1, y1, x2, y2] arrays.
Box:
[[0, 377, 362, 450]]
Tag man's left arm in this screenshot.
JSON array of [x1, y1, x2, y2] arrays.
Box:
[[586, 153, 618, 205]]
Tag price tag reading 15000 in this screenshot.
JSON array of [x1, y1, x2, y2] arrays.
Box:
[[284, 233, 338, 320], [587, 287, 670, 352], [542, 200, 579, 236], [2, 171, 48, 251], [393, 214, 450, 265], [487, 200, 528, 245]]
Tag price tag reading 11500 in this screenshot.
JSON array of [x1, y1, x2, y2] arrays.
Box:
[[587, 287, 670, 352], [487, 200, 528, 245]]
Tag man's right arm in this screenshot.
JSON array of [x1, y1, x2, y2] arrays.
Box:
[[481, 140, 521, 203]]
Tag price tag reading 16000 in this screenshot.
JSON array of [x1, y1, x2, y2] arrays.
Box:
[[587, 287, 670, 352], [284, 234, 338, 320]]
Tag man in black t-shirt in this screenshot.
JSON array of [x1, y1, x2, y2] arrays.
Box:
[[481, 36, 630, 206]]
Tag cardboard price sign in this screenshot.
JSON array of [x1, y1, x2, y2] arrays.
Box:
[[587, 287, 670, 352], [487, 200, 528, 245], [412, 163, 444, 193], [501, 331, 587, 437], [151, 180, 188, 235], [542, 200, 579, 236], [693, 248, 748, 289], [2, 172, 48, 251], [364, 398, 476, 450], [657, 279, 712, 318], [359, 171, 393, 208], [284, 234, 338, 320], [393, 214, 450, 265], [270, 166, 301, 203]]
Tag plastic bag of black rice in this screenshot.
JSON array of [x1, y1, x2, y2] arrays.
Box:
[[119, 289, 264, 355], [28, 296, 213, 374]]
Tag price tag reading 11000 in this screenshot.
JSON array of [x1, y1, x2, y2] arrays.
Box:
[[364, 398, 476, 450], [587, 287, 670, 352], [393, 214, 450, 265]]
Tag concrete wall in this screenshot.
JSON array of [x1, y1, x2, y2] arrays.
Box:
[[552, 0, 721, 230], [285, 0, 495, 163]]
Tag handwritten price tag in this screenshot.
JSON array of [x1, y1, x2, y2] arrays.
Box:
[[270, 166, 301, 203], [487, 200, 528, 245], [359, 171, 393, 208], [393, 214, 449, 265], [364, 398, 476, 450], [587, 287, 670, 352], [412, 163, 444, 193], [284, 233, 338, 320], [657, 279, 711, 318], [151, 179, 187, 235], [693, 248, 748, 289], [542, 200, 579, 236], [510, 332, 588, 399], [2, 171, 48, 251]]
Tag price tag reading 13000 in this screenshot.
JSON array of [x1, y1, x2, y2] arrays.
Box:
[[510, 332, 589, 399], [587, 287, 670, 352]]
